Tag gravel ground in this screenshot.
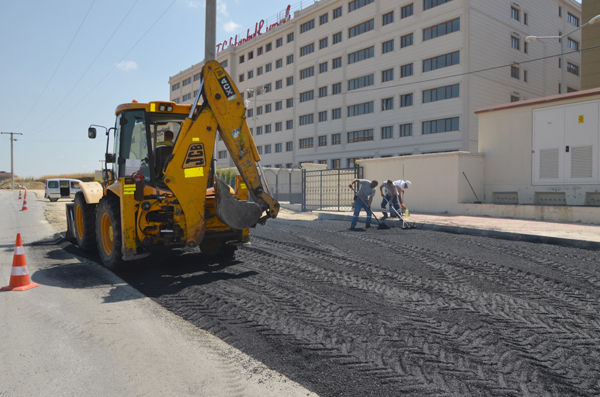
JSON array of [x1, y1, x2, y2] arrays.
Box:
[[37, 192, 600, 396]]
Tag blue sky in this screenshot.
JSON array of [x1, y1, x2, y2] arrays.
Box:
[[0, 0, 298, 178]]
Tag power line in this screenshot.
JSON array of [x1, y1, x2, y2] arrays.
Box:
[[13, 0, 96, 131]]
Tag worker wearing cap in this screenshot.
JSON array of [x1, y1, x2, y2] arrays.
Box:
[[392, 180, 411, 213], [379, 180, 401, 219], [349, 178, 378, 230]]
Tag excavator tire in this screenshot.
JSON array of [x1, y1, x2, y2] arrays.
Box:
[[73, 192, 97, 253], [200, 238, 237, 259], [96, 194, 124, 270]]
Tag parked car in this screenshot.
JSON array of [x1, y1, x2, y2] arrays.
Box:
[[44, 179, 82, 202]]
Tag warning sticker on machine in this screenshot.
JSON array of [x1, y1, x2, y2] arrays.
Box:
[[183, 143, 206, 168], [215, 68, 237, 101]]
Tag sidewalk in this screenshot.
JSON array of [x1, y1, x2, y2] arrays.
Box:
[[312, 209, 600, 250]]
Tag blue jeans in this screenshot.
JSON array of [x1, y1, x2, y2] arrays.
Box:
[[381, 195, 400, 215], [351, 199, 372, 227]]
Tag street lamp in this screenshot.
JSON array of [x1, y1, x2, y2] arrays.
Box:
[[525, 14, 600, 94], [245, 85, 266, 136]]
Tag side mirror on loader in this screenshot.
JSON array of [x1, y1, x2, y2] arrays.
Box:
[[105, 153, 116, 164], [88, 127, 97, 139]]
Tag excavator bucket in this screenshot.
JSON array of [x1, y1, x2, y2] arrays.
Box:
[[214, 176, 263, 230]]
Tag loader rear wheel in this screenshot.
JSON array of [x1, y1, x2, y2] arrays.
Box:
[[200, 238, 237, 259], [96, 194, 123, 269], [73, 192, 97, 253]]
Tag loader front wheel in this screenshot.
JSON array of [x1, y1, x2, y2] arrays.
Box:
[[73, 192, 97, 253], [96, 194, 123, 270]]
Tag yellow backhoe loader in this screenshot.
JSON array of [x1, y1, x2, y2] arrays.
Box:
[[66, 61, 279, 268]]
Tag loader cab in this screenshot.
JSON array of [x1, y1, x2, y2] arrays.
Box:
[[111, 102, 189, 188]]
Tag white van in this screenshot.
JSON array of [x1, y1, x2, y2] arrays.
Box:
[[44, 179, 82, 202]]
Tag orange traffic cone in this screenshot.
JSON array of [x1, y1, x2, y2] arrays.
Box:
[[18, 191, 22, 199], [21, 198, 29, 211], [1, 234, 39, 291], [24, 189, 27, 199]]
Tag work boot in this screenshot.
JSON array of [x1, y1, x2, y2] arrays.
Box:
[[350, 225, 356, 230], [365, 224, 371, 229], [390, 212, 398, 218], [381, 212, 388, 219]]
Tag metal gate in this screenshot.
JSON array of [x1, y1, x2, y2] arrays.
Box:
[[302, 167, 363, 211]]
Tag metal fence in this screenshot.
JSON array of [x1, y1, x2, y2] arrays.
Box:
[[302, 167, 363, 212], [263, 167, 303, 204]]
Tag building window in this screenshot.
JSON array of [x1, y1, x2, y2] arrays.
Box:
[[172, 82, 180, 91], [276, 122, 283, 131], [300, 43, 315, 56], [320, 62, 328, 73], [320, 13, 328, 25], [511, 66, 520, 79], [276, 80, 283, 90], [567, 63, 579, 76], [319, 110, 327, 122], [276, 101, 282, 110], [286, 120, 293, 130], [266, 43, 272, 52], [524, 13, 528, 25], [218, 150, 227, 159], [524, 41, 528, 53], [567, 87, 578, 93], [286, 141, 293, 151], [382, 68, 394, 82], [265, 103, 272, 113], [349, 19, 374, 38], [381, 126, 393, 139], [348, 46, 374, 64], [423, 84, 459, 103], [510, 96, 519, 102], [319, 86, 328, 97], [568, 38, 579, 51], [424, 18, 460, 41], [568, 13, 579, 27], [239, 55, 245, 63], [319, 135, 327, 146], [256, 126, 263, 135], [300, 66, 315, 79], [173, 98, 180, 104], [287, 76, 294, 86], [332, 133, 341, 145], [332, 159, 341, 169], [511, 36, 520, 50], [383, 11, 394, 26], [183, 77, 191, 86], [248, 70, 253, 79], [559, 6, 562, 17], [194, 72, 202, 81], [266, 124, 273, 133], [402, 4, 414, 18], [301, 20, 315, 33], [382, 39, 394, 54], [423, 51, 460, 72], [287, 32, 294, 42], [220, 59, 228, 68], [524, 70, 528, 82], [348, 74, 374, 91], [333, 7, 342, 19], [333, 57, 342, 69], [423, 117, 459, 134], [424, 0, 453, 11], [400, 93, 413, 107], [401, 63, 413, 77], [266, 63, 272, 72], [257, 47, 263, 56], [400, 123, 413, 137], [382, 97, 394, 110], [299, 114, 314, 125], [257, 146, 262, 154], [333, 32, 342, 44], [349, 0, 374, 12], [332, 108, 342, 120], [275, 143, 282, 152], [299, 138, 314, 148], [511, 7, 519, 21], [320, 37, 328, 49], [347, 101, 374, 117], [299, 90, 314, 102], [257, 66, 263, 76], [276, 59, 283, 68], [401, 33, 413, 48], [257, 106, 263, 115], [287, 54, 294, 64], [348, 129, 374, 142], [247, 108, 253, 117], [183, 93, 192, 101], [276, 38, 283, 47], [248, 51, 254, 60], [286, 98, 294, 107], [265, 144, 271, 154], [332, 83, 342, 95]]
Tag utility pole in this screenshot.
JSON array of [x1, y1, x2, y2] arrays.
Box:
[[205, 0, 217, 62], [1, 132, 23, 191]]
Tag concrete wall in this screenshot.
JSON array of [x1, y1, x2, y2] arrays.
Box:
[[357, 152, 484, 213]]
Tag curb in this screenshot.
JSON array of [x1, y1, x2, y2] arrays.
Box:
[[316, 213, 600, 250]]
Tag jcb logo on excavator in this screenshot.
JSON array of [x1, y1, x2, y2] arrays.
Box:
[[183, 143, 206, 168]]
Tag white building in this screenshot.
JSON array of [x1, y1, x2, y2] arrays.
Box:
[[169, 0, 582, 169]]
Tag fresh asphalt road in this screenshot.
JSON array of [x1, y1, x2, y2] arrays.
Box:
[[0, 190, 315, 397]]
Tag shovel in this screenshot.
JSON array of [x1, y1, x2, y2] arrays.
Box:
[[350, 186, 390, 230], [382, 196, 416, 229]]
